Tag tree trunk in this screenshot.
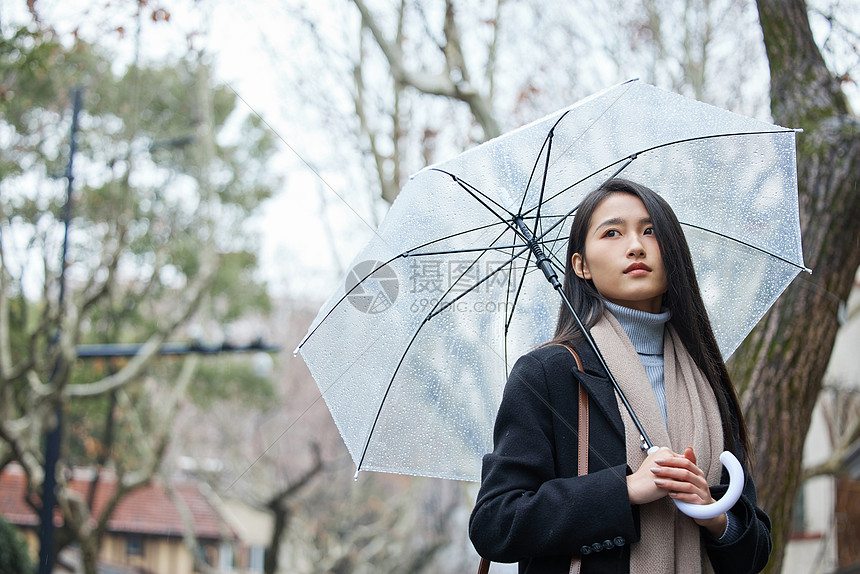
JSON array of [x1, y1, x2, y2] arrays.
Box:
[[80, 538, 99, 574], [265, 500, 289, 574], [835, 478, 860, 569], [734, 2, 860, 572]]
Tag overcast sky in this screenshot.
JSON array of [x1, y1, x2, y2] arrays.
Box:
[[2, 0, 858, 306]]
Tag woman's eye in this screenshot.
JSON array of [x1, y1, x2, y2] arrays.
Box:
[[644, 227, 655, 235], [603, 229, 620, 238]]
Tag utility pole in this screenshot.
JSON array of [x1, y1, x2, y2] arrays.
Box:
[[38, 87, 83, 574]]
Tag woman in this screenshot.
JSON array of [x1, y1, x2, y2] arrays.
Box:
[[469, 179, 771, 573]]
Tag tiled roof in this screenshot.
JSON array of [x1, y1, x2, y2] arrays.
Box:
[[0, 464, 38, 527], [0, 464, 233, 540]]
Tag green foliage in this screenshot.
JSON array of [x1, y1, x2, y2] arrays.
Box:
[[0, 26, 105, 183], [190, 357, 277, 410], [0, 515, 33, 574], [62, 355, 277, 466], [1, 16, 282, 494], [1, 23, 279, 337]]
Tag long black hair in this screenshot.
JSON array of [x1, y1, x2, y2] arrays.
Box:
[[549, 178, 751, 464]]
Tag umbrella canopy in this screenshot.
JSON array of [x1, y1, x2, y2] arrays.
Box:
[[296, 79, 806, 482]]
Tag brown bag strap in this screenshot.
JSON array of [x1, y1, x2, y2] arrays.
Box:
[[565, 345, 586, 574], [477, 345, 588, 574], [570, 349, 589, 477]]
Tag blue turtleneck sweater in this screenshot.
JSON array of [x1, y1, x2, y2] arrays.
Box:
[[604, 300, 671, 425]]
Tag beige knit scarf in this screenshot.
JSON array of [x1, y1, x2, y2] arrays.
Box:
[[590, 311, 723, 574]]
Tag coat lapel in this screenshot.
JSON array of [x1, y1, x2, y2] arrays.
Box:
[[570, 358, 626, 440]]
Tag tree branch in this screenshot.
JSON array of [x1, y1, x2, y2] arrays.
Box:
[[0, 420, 42, 481], [351, 0, 500, 139], [485, 0, 502, 103], [352, 45, 399, 204], [63, 252, 217, 398], [164, 477, 220, 574], [0, 230, 12, 381], [803, 392, 860, 481], [270, 443, 324, 503], [756, 0, 851, 125]]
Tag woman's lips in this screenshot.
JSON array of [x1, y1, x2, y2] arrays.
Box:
[[624, 262, 652, 274]]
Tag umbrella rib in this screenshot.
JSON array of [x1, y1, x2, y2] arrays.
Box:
[[408, 244, 527, 257], [530, 125, 556, 242], [431, 168, 516, 222], [401, 219, 510, 256], [526, 129, 800, 215], [425, 245, 531, 322], [517, 110, 571, 216], [503, 248, 533, 336], [517, 123, 552, 215], [415, 170, 560, 324], [515, 162, 634, 251], [517, 80, 635, 218], [501, 221, 549, 336], [295, 254, 405, 351], [679, 222, 809, 271], [504, 112, 569, 354], [502, 242, 520, 372], [296, 223, 515, 351], [356, 226, 517, 474], [355, 322, 424, 475], [422, 228, 557, 337]]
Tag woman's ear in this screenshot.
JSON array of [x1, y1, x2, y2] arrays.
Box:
[[572, 253, 591, 280]]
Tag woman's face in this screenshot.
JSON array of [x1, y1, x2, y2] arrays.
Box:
[[572, 193, 668, 314]]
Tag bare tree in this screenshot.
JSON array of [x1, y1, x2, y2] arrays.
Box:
[[315, 1, 860, 572], [71, 1, 852, 571], [727, 1, 860, 570]]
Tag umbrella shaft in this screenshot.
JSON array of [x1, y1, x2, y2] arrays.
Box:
[[512, 213, 653, 447], [555, 280, 655, 451]]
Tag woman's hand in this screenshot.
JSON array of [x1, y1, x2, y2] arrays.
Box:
[[626, 446, 675, 505], [627, 446, 727, 538]]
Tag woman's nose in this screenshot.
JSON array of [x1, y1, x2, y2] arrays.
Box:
[[627, 237, 646, 257]]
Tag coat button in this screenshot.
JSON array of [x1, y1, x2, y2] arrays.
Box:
[[613, 536, 626, 546], [580, 545, 592, 555], [602, 539, 614, 550], [591, 542, 603, 553]]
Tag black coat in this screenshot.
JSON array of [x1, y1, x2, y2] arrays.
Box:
[[469, 343, 772, 574]]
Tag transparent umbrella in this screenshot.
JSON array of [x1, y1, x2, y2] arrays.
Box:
[[295, 80, 807, 491]]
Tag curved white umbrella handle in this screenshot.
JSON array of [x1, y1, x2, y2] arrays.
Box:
[[647, 447, 744, 520]]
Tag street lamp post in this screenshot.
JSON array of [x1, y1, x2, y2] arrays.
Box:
[[34, 87, 280, 573], [38, 86, 83, 574]]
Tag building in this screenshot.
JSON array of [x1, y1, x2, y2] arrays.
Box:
[[784, 271, 860, 574], [0, 463, 268, 574]]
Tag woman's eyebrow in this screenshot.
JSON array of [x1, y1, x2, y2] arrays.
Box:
[[595, 217, 624, 230], [594, 216, 652, 230]]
